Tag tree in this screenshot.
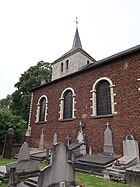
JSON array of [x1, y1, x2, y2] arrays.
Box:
[[10, 61, 52, 121], [0, 95, 12, 109], [0, 109, 26, 144]]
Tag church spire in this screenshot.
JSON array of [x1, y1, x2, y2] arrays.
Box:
[[72, 17, 82, 49]]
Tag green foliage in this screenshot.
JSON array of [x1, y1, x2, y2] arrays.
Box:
[[0, 95, 12, 109], [10, 61, 52, 121], [0, 109, 27, 144]]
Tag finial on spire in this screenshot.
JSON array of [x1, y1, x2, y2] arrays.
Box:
[[72, 17, 82, 49], [75, 17, 78, 28]]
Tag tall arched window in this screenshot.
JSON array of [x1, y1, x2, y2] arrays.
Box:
[[63, 90, 73, 119], [36, 96, 48, 123], [59, 88, 76, 120], [96, 80, 111, 115], [39, 97, 46, 121], [91, 77, 116, 117]]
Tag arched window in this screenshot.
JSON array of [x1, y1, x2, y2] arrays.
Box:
[[36, 96, 48, 123], [96, 80, 111, 115], [59, 88, 76, 120], [63, 90, 73, 119], [91, 77, 116, 117]]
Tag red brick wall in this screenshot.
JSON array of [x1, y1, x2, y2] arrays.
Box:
[[29, 52, 140, 155]]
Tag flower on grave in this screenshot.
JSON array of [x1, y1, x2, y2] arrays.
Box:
[[114, 159, 121, 166], [79, 185, 84, 187]]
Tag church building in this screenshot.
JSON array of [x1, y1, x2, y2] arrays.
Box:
[[28, 26, 140, 155]]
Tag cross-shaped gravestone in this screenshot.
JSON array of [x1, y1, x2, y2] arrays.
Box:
[[103, 122, 114, 155], [77, 120, 84, 133], [106, 122, 110, 128], [65, 135, 71, 145], [76, 121, 85, 143]]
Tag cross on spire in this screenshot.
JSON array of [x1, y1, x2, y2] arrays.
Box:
[[72, 17, 82, 49], [75, 17, 78, 28]]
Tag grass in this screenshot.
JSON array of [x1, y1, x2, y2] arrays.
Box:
[[76, 172, 134, 187], [0, 157, 16, 166], [0, 158, 135, 187]]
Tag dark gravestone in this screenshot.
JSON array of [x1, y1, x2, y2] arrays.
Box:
[[8, 167, 19, 187], [2, 128, 14, 158]]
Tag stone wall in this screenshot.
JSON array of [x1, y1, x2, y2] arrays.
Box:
[[29, 51, 140, 155]]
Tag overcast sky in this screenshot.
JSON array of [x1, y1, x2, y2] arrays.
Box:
[[0, 0, 140, 99]]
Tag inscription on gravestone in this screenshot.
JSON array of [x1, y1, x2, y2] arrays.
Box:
[[2, 128, 14, 158]]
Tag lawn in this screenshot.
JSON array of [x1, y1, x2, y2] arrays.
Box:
[[0, 158, 135, 187], [76, 172, 134, 187]]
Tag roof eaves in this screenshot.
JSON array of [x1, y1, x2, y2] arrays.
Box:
[[52, 48, 96, 65], [32, 44, 140, 92]]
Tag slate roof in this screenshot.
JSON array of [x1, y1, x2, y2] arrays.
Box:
[[72, 27, 82, 49]]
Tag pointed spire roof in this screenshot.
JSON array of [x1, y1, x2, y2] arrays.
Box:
[[72, 27, 82, 49]]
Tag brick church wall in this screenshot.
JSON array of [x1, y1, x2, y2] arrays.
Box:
[[29, 51, 140, 155]]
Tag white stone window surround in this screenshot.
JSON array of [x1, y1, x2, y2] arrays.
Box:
[[59, 87, 76, 120], [90, 77, 117, 117], [35, 95, 48, 123]]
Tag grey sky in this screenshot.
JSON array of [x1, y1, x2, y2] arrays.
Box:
[[0, 0, 140, 99]]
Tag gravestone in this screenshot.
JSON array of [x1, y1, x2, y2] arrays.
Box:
[[89, 145, 92, 156], [65, 135, 71, 145], [103, 123, 114, 155], [38, 143, 75, 187], [52, 133, 58, 145], [105, 134, 139, 182], [6, 142, 40, 176], [76, 121, 84, 143], [25, 125, 31, 143], [68, 121, 86, 161], [2, 128, 14, 158], [38, 129, 44, 151], [8, 167, 19, 187]]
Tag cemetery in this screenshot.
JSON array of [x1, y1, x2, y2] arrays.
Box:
[[0, 123, 140, 187]]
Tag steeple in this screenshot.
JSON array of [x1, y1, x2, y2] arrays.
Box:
[[72, 18, 82, 49]]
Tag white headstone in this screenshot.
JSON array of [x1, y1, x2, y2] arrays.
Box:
[[39, 130, 44, 151], [123, 134, 139, 162], [103, 123, 114, 155], [53, 133, 58, 145]]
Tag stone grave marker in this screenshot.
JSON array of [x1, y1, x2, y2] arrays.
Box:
[[76, 121, 84, 143], [65, 135, 71, 145], [2, 128, 14, 158], [123, 134, 139, 163], [8, 167, 19, 187], [105, 134, 139, 182], [38, 143, 75, 187], [52, 132, 58, 145], [103, 122, 114, 155], [38, 129, 44, 151], [25, 125, 31, 143], [6, 142, 40, 176]]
